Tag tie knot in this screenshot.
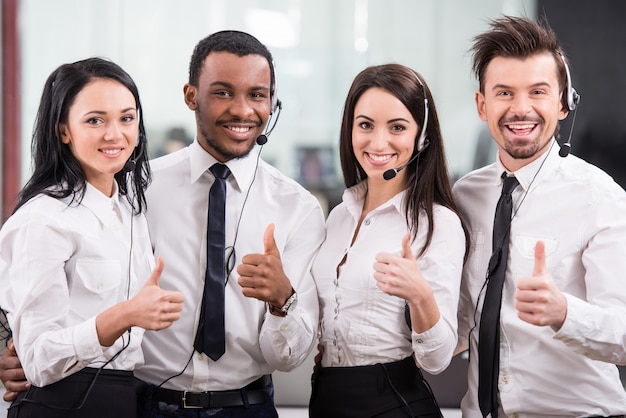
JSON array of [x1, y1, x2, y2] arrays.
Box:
[[210, 163, 231, 180], [501, 173, 519, 195]]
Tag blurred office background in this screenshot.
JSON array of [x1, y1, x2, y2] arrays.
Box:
[[1, 0, 625, 414]]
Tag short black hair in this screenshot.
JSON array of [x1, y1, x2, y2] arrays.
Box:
[[188, 30, 275, 93]]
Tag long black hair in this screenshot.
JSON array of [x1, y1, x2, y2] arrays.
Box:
[[340, 63, 467, 257], [13, 57, 150, 214]]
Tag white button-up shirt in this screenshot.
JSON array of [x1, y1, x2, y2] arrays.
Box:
[[312, 181, 465, 373], [453, 142, 626, 417], [0, 183, 154, 387], [135, 140, 325, 391]]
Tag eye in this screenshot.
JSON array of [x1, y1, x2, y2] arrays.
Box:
[[496, 90, 511, 97], [531, 89, 546, 95], [86, 117, 103, 126], [391, 124, 406, 133], [121, 115, 135, 123], [357, 121, 372, 130], [250, 91, 268, 100], [214, 90, 232, 97]]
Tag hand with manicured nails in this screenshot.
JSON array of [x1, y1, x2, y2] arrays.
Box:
[[515, 240, 567, 329], [373, 233, 439, 333], [237, 224, 293, 309]]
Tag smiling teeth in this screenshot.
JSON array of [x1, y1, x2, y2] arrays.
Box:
[[509, 124, 535, 129], [102, 149, 121, 155], [368, 153, 392, 162], [229, 126, 250, 133]]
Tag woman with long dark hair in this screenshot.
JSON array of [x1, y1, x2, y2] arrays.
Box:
[[0, 57, 183, 418], [310, 64, 467, 417]]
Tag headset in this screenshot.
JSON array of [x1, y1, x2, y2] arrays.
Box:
[[255, 62, 283, 146], [560, 52, 580, 112], [558, 52, 581, 157], [382, 71, 431, 180]]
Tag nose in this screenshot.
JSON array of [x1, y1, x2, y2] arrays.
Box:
[[103, 121, 123, 141], [229, 94, 255, 119], [509, 94, 532, 115], [369, 127, 389, 150]]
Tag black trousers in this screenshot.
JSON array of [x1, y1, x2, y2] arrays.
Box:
[[309, 356, 442, 418], [8, 368, 136, 418]]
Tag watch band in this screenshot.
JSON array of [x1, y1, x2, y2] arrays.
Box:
[[269, 289, 297, 317]]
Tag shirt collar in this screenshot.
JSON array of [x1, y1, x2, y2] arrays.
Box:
[[188, 138, 259, 192], [343, 180, 405, 218], [81, 181, 123, 224], [496, 139, 561, 192]]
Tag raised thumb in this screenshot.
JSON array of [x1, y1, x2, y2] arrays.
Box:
[[401, 233, 415, 261], [263, 223, 279, 257], [146, 256, 165, 287]]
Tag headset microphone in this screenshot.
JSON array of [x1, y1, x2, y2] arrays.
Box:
[[383, 149, 425, 180], [256, 65, 282, 147], [383, 71, 430, 180], [255, 99, 282, 146]]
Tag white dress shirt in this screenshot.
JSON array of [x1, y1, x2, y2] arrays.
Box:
[[453, 142, 626, 417], [312, 181, 465, 374], [136, 140, 325, 391], [0, 183, 154, 387]]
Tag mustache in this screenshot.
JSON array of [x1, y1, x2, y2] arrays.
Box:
[[499, 115, 543, 125], [216, 118, 262, 127]]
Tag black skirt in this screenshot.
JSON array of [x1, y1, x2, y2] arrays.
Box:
[[309, 356, 442, 418], [8, 368, 136, 418]]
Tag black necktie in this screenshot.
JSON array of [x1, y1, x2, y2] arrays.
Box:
[[478, 173, 519, 418], [194, 163, 231, 361]]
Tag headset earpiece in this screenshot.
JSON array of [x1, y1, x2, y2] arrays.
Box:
[[559, 52, 581, 111], [414, 72, 430, 153], [270, 62, 281, 115]]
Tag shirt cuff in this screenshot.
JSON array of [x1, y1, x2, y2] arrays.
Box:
[[72, 316, 105, 362]]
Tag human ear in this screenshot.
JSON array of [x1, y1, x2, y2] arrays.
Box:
[[475, 90, 487, 122], [59, 124, 71, 144], [183, 83, 198, 110]]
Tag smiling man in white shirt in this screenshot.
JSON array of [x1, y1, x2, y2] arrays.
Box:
[[453, 16, 626, 418]]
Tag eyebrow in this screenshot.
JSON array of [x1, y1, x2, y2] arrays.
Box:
[[210, 81, 270, 92], [82, 107, 136, 117], [355, 114, 411, 124], [491, 81, 552, 91]]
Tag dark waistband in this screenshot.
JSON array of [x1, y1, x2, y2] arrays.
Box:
[[316, 356, 419, 378], [80, 367, 134, 378], [138, 375, 271, 409]]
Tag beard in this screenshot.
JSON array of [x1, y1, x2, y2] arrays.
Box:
[[196, 110, 257, 162]]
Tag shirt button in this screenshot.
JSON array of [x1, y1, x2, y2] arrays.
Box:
[[96, 282, 104, 289], [364, 219, 371, 226], [197, 353, 204, 360], [332, 339, 337, 346], [502, 374, 509, 383]]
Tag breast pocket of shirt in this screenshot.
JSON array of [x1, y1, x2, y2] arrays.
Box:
[[71, 259, 122, 319], [511, 234, 558, 280], [466, 231, 488, 284]]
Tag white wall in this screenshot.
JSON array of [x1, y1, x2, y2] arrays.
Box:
[[19, 0, 535, 184]]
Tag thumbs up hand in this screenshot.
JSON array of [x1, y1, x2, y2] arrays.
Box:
[[130, 257, 185, 331], [237, 224, 293, 308], [515, 240, 567, 329], [373, 233, 429, 301], [374, 233, 440, 332]]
